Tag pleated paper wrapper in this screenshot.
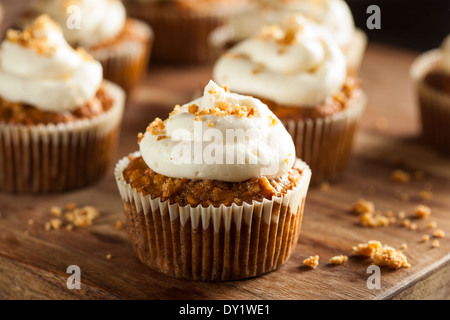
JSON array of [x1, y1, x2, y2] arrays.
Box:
[[115, 153, 311, 281]]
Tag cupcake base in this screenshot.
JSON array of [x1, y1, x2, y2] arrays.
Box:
[[88, 18, 153, 94], [0, 81, 125, 193], [115, 153, 311, 281], [411, 49, 450, 155]]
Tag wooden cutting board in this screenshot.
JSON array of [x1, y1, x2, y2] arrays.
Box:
[[0, 1, 449, 300]]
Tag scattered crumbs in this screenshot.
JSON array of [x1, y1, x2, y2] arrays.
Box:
[[351, 199, 374, 215], [329, 255, 348, 265], [432, 240, 440, 248], [427, 221, 437, 229], [385, 210, 394, 218], [422, 235, 430, 243], [415, 204, 431, 219], [27, 219, 34, 226], [400, 243, 408, 250], [66, 202, 77, 211], [207, 120, 214, 128], [114, 220, 124, 231], [419, 190, 433, 200], [319, 182, 330, 192], [66, 224, 73, 232], [398, 211, 406, 219], [106, 254, 113, 260], [303, 255, 319, 269], [434, 229, 445, 238], [50, 219, 63, 230], [390, 170, 410, 184], [402, 219, 411, 228], [399, 192, 410, 201], [50, 206, 62, 217], [44, 222, 51, 231], [359, 212, 391, 228], [410, 223, 417, 231], [352, 240, 411, 269]]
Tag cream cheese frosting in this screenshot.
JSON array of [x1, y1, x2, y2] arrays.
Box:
[[441, 34, 450, 74], [0, 15, 103, 112], [139, 81, 296, 182], [213, 15, 347, 107], [228, 0, 355, 47], [32, 0, 126, 47]]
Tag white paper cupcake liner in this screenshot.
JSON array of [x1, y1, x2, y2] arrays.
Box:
[[0, 81, 125, 193], [89, 19, 153, 94], [281, 90, 367, 185], [411, 49, 450, 155], [114, 152, 311, 281]]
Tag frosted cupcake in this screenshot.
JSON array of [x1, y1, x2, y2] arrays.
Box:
[[123, 0, 249, 65], [214, 15, 367, 185], [31, 0, 153, 93], [210, 0, 367, 75], [411, 35, 450, 155], [114, 81, 311, 280], [0, 16, 125, 193]]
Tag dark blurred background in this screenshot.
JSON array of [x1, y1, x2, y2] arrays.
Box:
[[345, 0, 450, 51]]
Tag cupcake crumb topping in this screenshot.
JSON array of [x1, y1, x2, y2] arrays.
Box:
[[352, 240, 411, 269]]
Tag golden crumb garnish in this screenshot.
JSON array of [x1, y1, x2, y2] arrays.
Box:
[[390, 169, 410, 184], [359, 212, 392, 228], [410, 223, 417, 231], [169, 105, 181, 117], [207, 120, 214, 128], [351, 199, 375, 215], [66, 224, 73, 232], [353, 241, 411, 269], [137, 132, 144, 143], [6, 15, 61, 56], [419, 190, 433, 200], [148, 118, 166, 136], [402, 219, 411, 228], [415, 204, 431, 219], [427, 221, 437, 229], [106, 254, 112, 260], [157, 135, 168, 141], [303, 255, 319, 269], [434, 229, 445, 238], [50, 206, 62, 217], [49, 218, 63, 230], [268, 115, 279, 127], [329, 255, 348, 265], [432, 239, 440, 248], [188, 104, 199, 114], [422, 235, 430, 243]]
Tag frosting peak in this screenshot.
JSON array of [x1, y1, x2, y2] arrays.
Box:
[[213, 15, 347, 106], [0, 15, 103, 112], [139, 81, 296, 182]]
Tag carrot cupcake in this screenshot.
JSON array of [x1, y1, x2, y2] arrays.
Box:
[[123, 0, 249, 65], [411, 35, 450, 155], [214, 15, 367, 185], [210, 0, 367, 75], [31, 0, 153, 93], [0, 15, 125, 193], [114, 80, 311, 280]]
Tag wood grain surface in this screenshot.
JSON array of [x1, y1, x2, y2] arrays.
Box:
[[0, 0, 449, 300]]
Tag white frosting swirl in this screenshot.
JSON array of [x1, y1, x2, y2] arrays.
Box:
[[441, 34, 450, 74], [0, 15, 103, 112], [213, 15, 347, 106], [229, 0, 355, 47], [32, 0, 126, 47], [139, 81, 296, 182]]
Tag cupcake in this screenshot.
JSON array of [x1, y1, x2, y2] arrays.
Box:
[[210, 0, 367, 75], [411, 35, 450, 155], [0, 16, 125, 193], [31, 0, 153, 94], [213, 15, 367, 185], [123, 0, 249, 65], [114, 80, 311, 280]]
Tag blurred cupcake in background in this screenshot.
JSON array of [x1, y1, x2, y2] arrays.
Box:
[[0, 15, 125, 193], [210, 0, 367, 75], [214, 15, 367, 185], [31, 0, 153, 94], [123, 0, 250, 65], [411, 35, 450, 156]]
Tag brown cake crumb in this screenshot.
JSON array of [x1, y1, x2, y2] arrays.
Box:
[[303, 255, 319, 269], [359, 212, 391, 228], [415, 204, 431, 219], [419, 190, 433, 200], [106, 254, 113, 260], [422, 235, 430, 243], [319, 182, 330, 192], [329, 255, 348, 265], [390, 170, 410, 184], [432, 240, 440, 248], [400, 243, 408, 250], [114, 220, 124, 231], [410, 223, 417, 231], [351, 199, 375, 215], [50, 206, 62, 217], [427, 221, 437, 229], [353, 241, 411, 269], [434, 229, 445, 238]]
